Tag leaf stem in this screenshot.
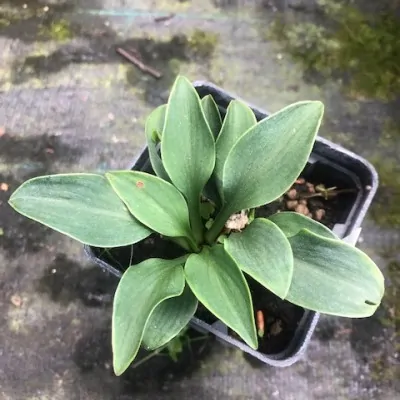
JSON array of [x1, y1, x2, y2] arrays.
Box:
[[131, 346, 165, 369], [169, 237, 192, 252], [189, 200, 205, 246], [205, 205, 232, 244], [173, 254, 191, 265]]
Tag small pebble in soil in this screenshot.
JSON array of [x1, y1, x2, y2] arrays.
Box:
[[295, 203, 309, 215], [287, 188, 297, 200], [225, 210, 249, 232], [314, 208, 326, 221], [0, 183, 9, 191], [306, 182, 315, 193], [286, 200, 298, 210], [270, 320, 283, 336], [295, 178, 305, 184], [10, 294, 22, 308]]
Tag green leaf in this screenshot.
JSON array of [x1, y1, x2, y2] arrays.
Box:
[[167, 334, 184, 362], [287, 229, 385, 317], [201, 95, 222, 138], [185, 246, 257, 349], [162, 76, 215, 242], [214, 100, 256, 195], [112, 257, 185, 375], [8, 173, 151, 247], [225, 218, 293, 299], [269, 211, 337, 239], [145, 104, 169, 180], [106, 171, 194, 240], [222, 101, 324, 213], [200, 201, 215, 220], [142, 284, 198, 350]]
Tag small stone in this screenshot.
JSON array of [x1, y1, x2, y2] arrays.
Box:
[[299, 199, 307, 205], [43, 6, 49, 12], [0, 183, 9, 191], [295, 204, 309, 215], [314, 209, 326, 221], [365, 185, 372, 191], [108, 113, 115, 121], [270, 320, 282, 336], [295, 178, 305, 184], [225, 210, 249, 232], [286, 200, 298, 210], [287, 188, 297, 200], [11, 294, 22, 308], [306, 182, 315, 193]]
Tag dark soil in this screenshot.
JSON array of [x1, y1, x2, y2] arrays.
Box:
[[91, 234, 186, 274]]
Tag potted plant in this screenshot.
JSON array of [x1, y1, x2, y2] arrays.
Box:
[[9, 76, 384, 375]]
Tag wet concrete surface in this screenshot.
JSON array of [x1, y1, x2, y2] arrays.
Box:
[[0, 0, 399, 399]]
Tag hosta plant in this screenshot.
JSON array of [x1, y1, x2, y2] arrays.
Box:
[[9, 76, 384, 376]]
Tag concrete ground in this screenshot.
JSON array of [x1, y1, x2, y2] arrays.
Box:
[[0, 0, 399, 399]]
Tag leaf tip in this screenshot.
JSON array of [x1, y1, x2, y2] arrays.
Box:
[[309, 100, 325, 115], [113, 360, 127, 376], [104, 171, 113, 180], [248, 335, 258, 350]]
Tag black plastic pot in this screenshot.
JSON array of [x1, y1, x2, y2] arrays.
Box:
[[85, 82, 378, 368]]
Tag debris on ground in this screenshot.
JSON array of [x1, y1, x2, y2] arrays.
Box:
[[116, 47, 162, 79], [10, 294, 23, 308], [154, 13, 175, 23]]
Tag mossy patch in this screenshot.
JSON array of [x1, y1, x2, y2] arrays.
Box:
[[188, 29, 219, 57], [38, 19, 73, 42], [369, 157, 400, 227], [0, 6, 37, 28], [369, 119, 400, 228], [379, 260, 400, 330], [0, 3, 74, 42], [267, 0, 400, 101]]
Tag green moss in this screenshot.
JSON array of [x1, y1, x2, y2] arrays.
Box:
[[188, 29, 219, 57], [38, 19, 73, 42], [380, 261, 400, 327], [268, 1, 400, 101], [369, 157, 400, 227], [0, 7, 35, 27]]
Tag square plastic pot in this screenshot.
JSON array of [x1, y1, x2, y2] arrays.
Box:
[[85, 82, 378, 367]]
